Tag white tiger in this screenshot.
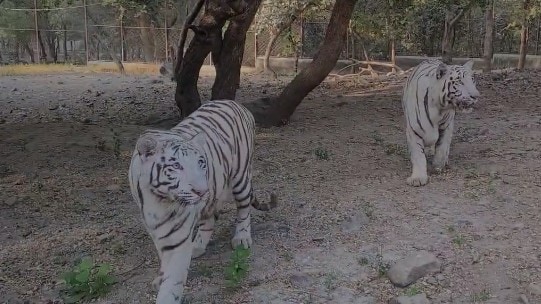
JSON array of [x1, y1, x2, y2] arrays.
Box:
[[128, 99, 277, 303], [402, 59, 480, 186]]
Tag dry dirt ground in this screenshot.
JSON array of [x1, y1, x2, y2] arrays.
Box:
[[1, 66, 540, 304]]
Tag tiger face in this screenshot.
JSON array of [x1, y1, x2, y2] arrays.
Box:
[[436, 60, 480, 112], [136, 132, 209, 205]]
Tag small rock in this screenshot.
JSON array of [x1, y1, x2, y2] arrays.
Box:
[[98, 233, 114, 243], [387, 251, 442, 287], [81, 118, 92, 124], [389, 293, 430, 304], [288, 273, 313, 289], [512, 222, 525, 230], [331, 286, 375, 304], [519, 294, 530, 304], [528, 282, 541, 295], [0, 118, 5, 124], [4, 197, 18, 206], [48, 104, 58, 110], [106, 184, 121, 192], [341, 212, 370, 233], [12, 88, 17, 92]]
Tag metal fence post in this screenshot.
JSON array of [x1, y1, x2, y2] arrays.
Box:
[[33, 0, 40, 63], [83, 0, 89, 64]]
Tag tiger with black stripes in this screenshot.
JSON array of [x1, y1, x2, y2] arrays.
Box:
[[128, 99, 277, 303], [402, 59, 480, 186]]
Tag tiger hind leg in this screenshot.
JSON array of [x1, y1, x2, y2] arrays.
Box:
[[433, 120, 455, 173], [406, 131, 429, 187], [192, 215, 216, 258]]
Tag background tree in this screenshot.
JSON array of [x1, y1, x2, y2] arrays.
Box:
[[483, 0, 494, 72], [255, 0, 333, 76]]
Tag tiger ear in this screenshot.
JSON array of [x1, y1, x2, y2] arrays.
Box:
[[136, 133, 159, 161], [436, 63, 447, 80], [463, 59, 474, 71]]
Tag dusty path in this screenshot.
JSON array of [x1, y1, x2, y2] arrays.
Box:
[[1, 68, 540, 304]]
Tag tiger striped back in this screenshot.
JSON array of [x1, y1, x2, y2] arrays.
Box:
[[128, 99, 277, 304]]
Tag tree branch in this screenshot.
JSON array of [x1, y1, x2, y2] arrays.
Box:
[[173, 0, 205, 80]]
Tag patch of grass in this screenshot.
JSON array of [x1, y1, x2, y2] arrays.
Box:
[[110, 128, 121, 158], [60, 257, 116, 303], [225, 246, 250, 288], [323, 272, 338, 292], [357, 256, 370, 266], [404, 285, 421, 296], [314, 147, 330, 160], [452, 234, 467, 247], [370, 131, 408, 159], [361, 200, 375, 219], [196, 264, 213, 278], [470, 289, 490, 302], [0, 62, 162, 76]]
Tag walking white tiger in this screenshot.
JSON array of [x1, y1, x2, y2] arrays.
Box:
[[128, 99, 277, 303], [402, 59, 480, 186]]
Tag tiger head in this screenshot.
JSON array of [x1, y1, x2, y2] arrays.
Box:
[[436, 60, 480, 113], [135, 132, 209, 205]]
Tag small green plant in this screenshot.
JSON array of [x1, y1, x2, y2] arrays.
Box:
[[452, 234, 467, 247], [357, 256, 370, 266], [370, 131, 385, 145], [60, 257, 116, 303], [314, 147, 330, 160], [405, 285, 421, 296], [323, 272, 338, 292], [361, 200, 375, 219], [111, 128, 121, 158], [470, 289, 490, 302], [225, 246, 250, 288]]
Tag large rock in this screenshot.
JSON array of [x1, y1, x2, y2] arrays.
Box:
[[389, 293, 430, 304], [387, 251, 442, 287]]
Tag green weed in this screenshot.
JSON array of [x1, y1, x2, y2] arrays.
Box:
[[60, 257, 116, 303], [225, 246, 250, 288]]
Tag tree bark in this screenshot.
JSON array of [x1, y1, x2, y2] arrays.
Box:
[[212, 0, 263, 100], [245, 0, 359, 127], [518, 0, 531, 70], [518, 24, 529, 69], [175, 0, 258, 118], [37, 31, 47, 62], [441, 1, 475, 64], [263, 29, 280, 76], [137, 12, 155, 62], [482, 0, 494, 72]]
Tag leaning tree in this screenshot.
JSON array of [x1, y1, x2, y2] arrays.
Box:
[[174, 0, 359, 126]]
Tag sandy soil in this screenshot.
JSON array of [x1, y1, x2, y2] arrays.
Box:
[[1, 66, 540, 304]]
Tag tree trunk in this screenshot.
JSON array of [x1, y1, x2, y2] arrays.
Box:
[[245, 0, 359, 127], [175, 0, 258, 118], [37, 31, 47, 62], [518, 0, 531, 70], [518, 24, 529, 69], [24, 43, 35, 63], [441, 2, 473, 64], [482, 0, 494, 72], [212, 0, 263, 100], [390, 39, 396, 73], [263, 29, 280, 76], [63, 23, 69, 62], [137, 12, 155, 62]]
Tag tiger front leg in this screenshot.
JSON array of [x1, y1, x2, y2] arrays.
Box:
[[406, 132, 429, 187], [231, 180, 254, 249], [192, 215, 216, 259], [433, 119, 455, 173], [154, 236, 196, 303]]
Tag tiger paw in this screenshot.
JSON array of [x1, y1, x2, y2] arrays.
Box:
[[407, 174, 429, 187], [231, 232, 253, 249], [151, 275, 162, 292]]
